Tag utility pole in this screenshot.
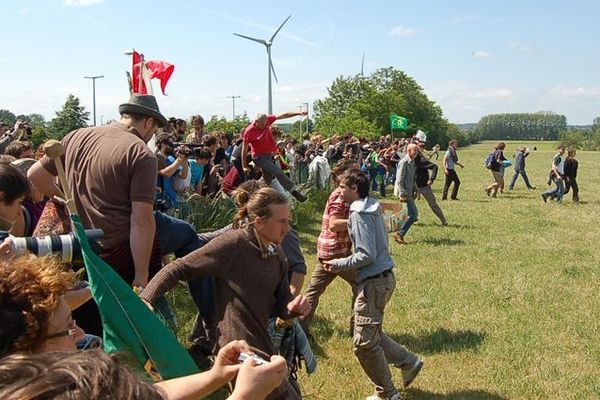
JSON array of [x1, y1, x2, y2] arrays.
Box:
[[303, 102, 309, 134], [227, 95, 240, 120], [84, 75, 104, 126]]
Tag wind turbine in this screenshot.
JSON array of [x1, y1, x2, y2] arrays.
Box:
[[361, 53, 365, 76], [234, 15, 291, 114]]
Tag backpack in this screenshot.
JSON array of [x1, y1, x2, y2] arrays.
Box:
[[485, 152, 496, 169]]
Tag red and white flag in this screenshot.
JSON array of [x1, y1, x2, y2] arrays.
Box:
[[132, 50, 175, 95]]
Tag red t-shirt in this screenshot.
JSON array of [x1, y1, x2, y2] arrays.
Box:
[[222, 167, 240, 195], [242, 115, 277, 158]]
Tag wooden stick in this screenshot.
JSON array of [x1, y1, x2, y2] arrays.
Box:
[[42, 140, 78, 215]]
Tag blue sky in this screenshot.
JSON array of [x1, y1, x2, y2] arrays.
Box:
[[2, 0, 600, 125]]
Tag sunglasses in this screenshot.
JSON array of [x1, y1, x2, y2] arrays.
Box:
[[44, 318, 77, 340]]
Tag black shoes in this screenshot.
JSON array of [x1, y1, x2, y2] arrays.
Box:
[[291, 190, 307, 202]]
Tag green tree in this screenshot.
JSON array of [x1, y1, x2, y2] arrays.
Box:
[[25, 114, 48, 149], [313, 67, 454, 145], [47, 94, 89, 140], [204, 114, 250, 135], [592, 116, 600, 134], [290, 118, 314, 139], [0, 109, 16, 126]]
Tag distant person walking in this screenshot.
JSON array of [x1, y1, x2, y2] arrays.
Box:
[[484, 142, 507, 197], [541, 145, 566, 203], [508, 145, 535, 190], [441, 139, 463, 200], [563, 147, 579, 202]]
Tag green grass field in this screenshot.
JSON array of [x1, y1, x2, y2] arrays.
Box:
[[176, 141, 600, 399]]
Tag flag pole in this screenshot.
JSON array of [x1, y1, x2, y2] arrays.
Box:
[[126, 71, 133, 95], [139, 53, 145, 94]]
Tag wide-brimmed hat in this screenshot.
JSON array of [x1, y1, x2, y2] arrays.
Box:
[[118, 94, 168, 127]]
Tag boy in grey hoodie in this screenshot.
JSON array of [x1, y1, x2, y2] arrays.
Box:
[[324, 172, 423, 400]]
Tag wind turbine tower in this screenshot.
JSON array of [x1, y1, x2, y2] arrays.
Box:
[[234, 15, 291, 114]]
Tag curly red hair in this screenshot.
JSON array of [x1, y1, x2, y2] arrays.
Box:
[[0, 256, 74, 356]]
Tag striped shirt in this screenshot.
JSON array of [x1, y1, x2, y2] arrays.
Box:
[[316, 188, 352, 260]]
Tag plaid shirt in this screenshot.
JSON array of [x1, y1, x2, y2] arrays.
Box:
[[317, 188, 352, 260]]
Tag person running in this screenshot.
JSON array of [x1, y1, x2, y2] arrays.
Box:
[[441, 139, 463, 200], [323, 171, 423, 400], [541, 145, 566, 203], [508, 145, 535, 190], [394, 143, 419, 244], [415, 140, 448, 226], [484, 142, 507, 198]]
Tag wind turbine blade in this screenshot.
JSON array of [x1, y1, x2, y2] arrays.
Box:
[[234, 33, 267, 46], [270, 15, 291, 42], [270, 58, 279, 84], [361, 53, 365, 76]]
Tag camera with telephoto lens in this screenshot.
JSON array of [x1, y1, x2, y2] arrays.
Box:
[[0, 229, 103, 266], [174, 144, 193, 158]]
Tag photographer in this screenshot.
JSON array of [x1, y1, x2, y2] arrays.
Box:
[[155, 132, 190, 213], [171, 144, 194, 220]]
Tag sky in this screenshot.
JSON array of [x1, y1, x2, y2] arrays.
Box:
[[1, 0, 600, 126]]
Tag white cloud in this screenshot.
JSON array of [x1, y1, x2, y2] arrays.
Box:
[[17, 8, 32, 15], [451, 15, 479, 24], [548, 86, 600, 99], [472, 51, 491, 59], [389, 25, 419, 37], [64, 0, 104, 6], [507, 41, 531, 53], [465, 89, 514, 99]]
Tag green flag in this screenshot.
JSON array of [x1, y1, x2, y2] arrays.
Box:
[[390, 114, 408, 130], [71, 214, 199, 381]]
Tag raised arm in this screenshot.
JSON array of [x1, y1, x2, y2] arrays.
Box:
[[275, 110, 307, 121]]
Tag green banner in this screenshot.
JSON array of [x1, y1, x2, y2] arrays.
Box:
[[71, 214, 200, 381], [390, 114, 408, 130]]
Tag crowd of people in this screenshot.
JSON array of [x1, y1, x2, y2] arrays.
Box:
[[0, 93, 582, 400]]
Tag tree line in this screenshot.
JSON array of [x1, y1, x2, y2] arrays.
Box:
[[474, 112, 567, 141]]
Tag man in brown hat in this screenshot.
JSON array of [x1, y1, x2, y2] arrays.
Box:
[[28, 94, 167, 288]]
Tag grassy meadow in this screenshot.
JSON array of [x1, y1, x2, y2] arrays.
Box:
[[174, 141, 600, 399]]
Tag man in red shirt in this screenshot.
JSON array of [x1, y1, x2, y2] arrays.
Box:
[[241, 112, 307, 202]]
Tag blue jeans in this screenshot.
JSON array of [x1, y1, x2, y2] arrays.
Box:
[[399, 199, 418, 236], [542, 176, 565, 202], [154, 212, 216, 327], [509, 169, 533, 189]]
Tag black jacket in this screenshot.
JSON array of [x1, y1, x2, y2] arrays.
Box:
[[415, 152, 438, 188]]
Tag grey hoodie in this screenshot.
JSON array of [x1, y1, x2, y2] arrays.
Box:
[[328, 196, 394, 282]]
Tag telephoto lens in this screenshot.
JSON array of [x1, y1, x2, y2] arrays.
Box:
[[5, 230, 103, 266]]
